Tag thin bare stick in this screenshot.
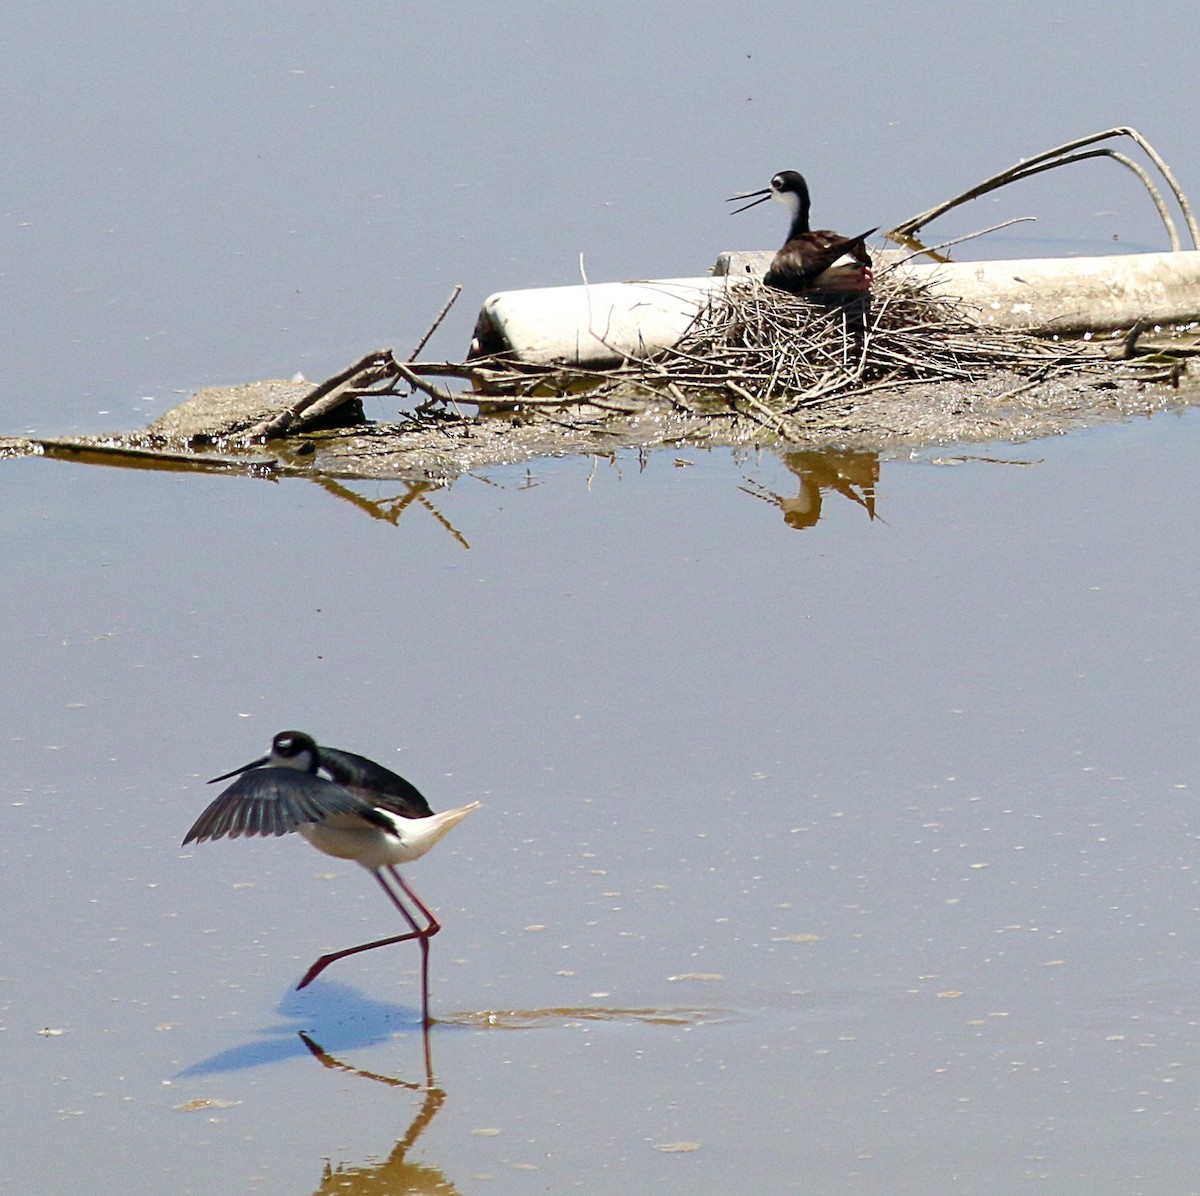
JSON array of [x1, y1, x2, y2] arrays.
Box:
[[980, 149, 1181, 250], [385, 353, 464, 411], [1112, 125, 1200, 246], [245, 350, 394, 441], [887, 127, 1197, 249], [882, 217, 1038, 269], [408, 285, 463, 362]]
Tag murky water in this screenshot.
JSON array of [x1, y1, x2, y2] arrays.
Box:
[[5, 3, 1200, 1192]]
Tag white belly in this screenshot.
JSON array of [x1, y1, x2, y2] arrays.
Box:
[[298, 816, 413, 869], [296, 802, 481, 870]]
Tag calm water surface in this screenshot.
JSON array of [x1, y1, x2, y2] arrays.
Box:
[[4, 409, 1200, 1193], [4, 3, 1200, 1192]]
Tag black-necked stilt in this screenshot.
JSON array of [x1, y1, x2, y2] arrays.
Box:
[[728, 170, 876, 295], [182, 730, 480, 1027]]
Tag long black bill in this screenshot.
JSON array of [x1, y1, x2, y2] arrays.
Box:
[[726, 188, 772, 214], [208, 755, 269, 784]]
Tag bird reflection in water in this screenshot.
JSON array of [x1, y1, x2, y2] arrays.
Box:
[[741, 449, 880, 530], [299, 1031, 458, 1196], [294, 1006, 727, 1194]]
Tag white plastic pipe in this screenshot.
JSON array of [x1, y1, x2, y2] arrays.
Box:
[[469, 250, 1200, 366]]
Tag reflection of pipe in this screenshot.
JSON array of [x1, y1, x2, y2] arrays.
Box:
[[471, 250, 1200, 368]]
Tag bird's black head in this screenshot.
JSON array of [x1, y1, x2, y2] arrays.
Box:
[[207, 729, 318, 785], [271, 730, 319, 767], [770, 170, 809, 198], [727, 170, 813, 226], [272, 730, 315, 756]]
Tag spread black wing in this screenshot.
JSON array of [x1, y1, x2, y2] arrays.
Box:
[[316, 746, 435, 819], [181, 768, 391, 845]]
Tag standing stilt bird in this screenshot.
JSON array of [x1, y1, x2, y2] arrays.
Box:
[[728, 170, 876, 295], [182, 730, 480, 1026]]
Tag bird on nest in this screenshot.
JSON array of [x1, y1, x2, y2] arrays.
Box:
[[728, 169, 876, 296]]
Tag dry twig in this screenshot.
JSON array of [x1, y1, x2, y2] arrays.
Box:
[[411, 268, 1181, 425], [888, 127, 1199, 249]]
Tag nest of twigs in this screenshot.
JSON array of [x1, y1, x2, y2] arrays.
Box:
[[234, 267, 1190, 447], [661, 270, 1055, 405], [230, 122, 1200, 442], [507, 268, 1172, 424]]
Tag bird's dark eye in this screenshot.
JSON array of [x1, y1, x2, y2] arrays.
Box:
[[275, 735, 296, 754], [771, 174, 784, 190]]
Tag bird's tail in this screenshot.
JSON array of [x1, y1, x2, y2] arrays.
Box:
[[408, 801, 482, 857]]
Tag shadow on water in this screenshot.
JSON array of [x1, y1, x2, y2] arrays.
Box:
[[179, 978, 734, 1079], [179, 994, 734, 1193], [285, 1008, 738, 1195], [176, 980, 436, 1077]]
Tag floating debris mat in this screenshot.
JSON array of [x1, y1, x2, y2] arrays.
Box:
[[4, 125, 1200, 479]]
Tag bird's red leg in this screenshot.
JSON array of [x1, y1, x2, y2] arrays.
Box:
[[391, 871, 440, 935], [295, 871, 425, 991], [386, 869, 442, 1028]]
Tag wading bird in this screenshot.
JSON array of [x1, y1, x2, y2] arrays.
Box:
[[182, 730, 480, 1026], [728, 170, 876, 295]]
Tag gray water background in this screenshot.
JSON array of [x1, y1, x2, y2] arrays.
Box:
[[3, 4, 1200, 1193]]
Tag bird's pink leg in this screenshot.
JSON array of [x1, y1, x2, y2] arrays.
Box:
[[391, 871, 440, 932], [296, 870, 434, 1009], [295, 868, 427, 988], [386, 869, 442, 1027]]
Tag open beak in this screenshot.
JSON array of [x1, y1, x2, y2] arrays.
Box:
[[726, 188, 772, 214], [208, 754, 269, 784]]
